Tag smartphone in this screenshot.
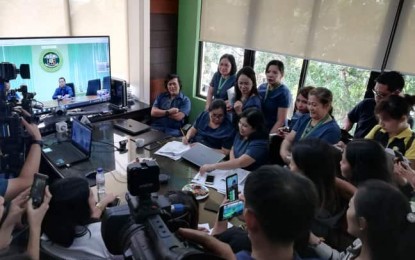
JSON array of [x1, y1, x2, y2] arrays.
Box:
[[218, 200, 244, 221], [394, 150, 405, 162], [226, 173, 238, 201], [30, 173, 49, 208], [205, 174, 215, 185]]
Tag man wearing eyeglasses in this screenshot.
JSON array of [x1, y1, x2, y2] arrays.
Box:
[[343, 71, 405, 138]]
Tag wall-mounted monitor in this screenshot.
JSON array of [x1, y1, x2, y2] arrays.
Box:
[[0, 36, 111, 111]]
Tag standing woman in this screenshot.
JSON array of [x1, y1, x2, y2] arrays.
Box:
[[258, 60, 292, 133], [232, 66, 261, 125], [205, 54, 237, 111], [280, 87, 341, 164], [199, 108, 269, 174], [151, 74, 191, 137]]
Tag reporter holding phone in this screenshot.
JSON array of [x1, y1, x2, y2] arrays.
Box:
[[199, 108, 268, 175], [183, 99, 235, 155]]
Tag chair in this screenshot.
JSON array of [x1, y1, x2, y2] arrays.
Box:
[[66, 83, 75, 97], [102, 76, 111, 90], [86, 79, 101, 96]]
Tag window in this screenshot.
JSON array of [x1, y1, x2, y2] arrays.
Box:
[[198, 42, 244, 97], [305, 61, 371, 126]]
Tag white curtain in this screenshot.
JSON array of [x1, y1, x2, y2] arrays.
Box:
[[200, 0, 401, 71]]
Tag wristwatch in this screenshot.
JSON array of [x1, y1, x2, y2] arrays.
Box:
[[31, 140, 44, 148], [165, 110, 170, 116]]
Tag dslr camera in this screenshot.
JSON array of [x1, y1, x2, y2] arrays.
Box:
[[101, 160, 220, 260]]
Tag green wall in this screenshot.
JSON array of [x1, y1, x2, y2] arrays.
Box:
[[177, 0, 204, 122]]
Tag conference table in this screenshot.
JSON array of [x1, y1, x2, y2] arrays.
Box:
[[41, 119, 227, 226]]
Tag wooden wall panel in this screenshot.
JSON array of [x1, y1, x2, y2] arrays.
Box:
[[149, 0, 178, 104]]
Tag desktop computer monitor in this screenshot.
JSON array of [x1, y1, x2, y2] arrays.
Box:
[[0, 36, 111, 109]]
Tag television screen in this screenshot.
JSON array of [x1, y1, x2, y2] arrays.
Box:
[[0, 36, 111, 111]]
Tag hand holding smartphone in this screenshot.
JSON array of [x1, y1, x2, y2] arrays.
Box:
[[226, 174, 238, 201], [218, 200, 244, 221], [30, 173, 49, 208]]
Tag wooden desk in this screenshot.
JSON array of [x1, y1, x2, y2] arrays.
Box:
[[41, 120, 223, 226]]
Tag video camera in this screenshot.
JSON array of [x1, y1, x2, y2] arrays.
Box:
[[0, 62, 36, 173], [101, 160, 220, 260]]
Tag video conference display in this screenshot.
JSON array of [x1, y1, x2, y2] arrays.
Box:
[[0, 36, 111, 104]]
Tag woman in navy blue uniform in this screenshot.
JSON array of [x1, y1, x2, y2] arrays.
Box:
[[205, 54, 237, 111], [199, 108, 268, 174], [280, 87, 340, 164], [231, 67, 261, 126], [151, 74, 191, 137], [183, 99, 235, 155], [258, 60, 292, 133]]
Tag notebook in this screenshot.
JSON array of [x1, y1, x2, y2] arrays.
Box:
[[181, 143, 226, 167], [113, 119, 150, 135], [42, 119, 92, 167]]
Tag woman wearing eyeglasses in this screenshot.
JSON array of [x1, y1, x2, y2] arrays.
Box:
[[183, 99, 235, 155], [365, 94, 415, 166]]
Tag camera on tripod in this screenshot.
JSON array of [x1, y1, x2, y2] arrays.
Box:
[[101, 160, 219, 260]]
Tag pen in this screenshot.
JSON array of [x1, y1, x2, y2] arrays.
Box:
[[180, 128, 188, 142]]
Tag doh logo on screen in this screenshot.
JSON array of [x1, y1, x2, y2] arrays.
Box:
[[39, 49, 63, 72]]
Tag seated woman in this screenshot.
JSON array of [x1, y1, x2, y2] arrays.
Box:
[[41, 177, 117, 259], [310, 180, 415, 260], [182, 99, 235, 155], [231, 66, 261, 125], [288, 86, 315, 130], [280, 87, 341, 164], [340, 139, 392, 187], [290, 139, 345, 248], [365, 95, 415, 166], [199, 108, 268, 174], [151, 74, 191, 137]]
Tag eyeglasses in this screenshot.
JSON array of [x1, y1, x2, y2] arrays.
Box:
[[210, 113, 224, 119], [372, 89, 390, 99]]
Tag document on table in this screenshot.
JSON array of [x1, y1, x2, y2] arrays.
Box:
[[154, 141, 191, 160], [191, 168, 250, 195]]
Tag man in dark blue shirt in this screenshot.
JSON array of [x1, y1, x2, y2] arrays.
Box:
[[178, 165, 319, 260], [343, 71, 405, 138], [52, 77, 73, 100]]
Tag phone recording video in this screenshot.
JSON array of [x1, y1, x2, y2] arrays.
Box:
[[226, 174, 238, 201], [218, 200, 244, 221], [205, 174, 215, 185], [30, 173, 49, 208]]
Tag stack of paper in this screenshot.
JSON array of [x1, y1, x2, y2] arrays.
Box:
[[191, 168, 250, 194], [154, 141, 190, 160]]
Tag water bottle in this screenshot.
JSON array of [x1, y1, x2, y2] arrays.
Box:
[[96, 167, 106, 202]]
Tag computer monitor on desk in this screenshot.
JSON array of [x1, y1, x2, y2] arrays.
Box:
[[109, 77, 128, 112]]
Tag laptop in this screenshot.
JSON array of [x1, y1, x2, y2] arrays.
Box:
[[113, 119, 150, 135], [181, 143, 226, 167], [42, 119, 92, 167], [136, 129, 171, 147]]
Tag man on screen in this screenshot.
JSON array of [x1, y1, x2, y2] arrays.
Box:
[[52, 77, 73, 100]]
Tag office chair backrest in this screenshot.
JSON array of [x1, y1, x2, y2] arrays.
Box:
[[102, 76, 111, 90], [67, 83, 75, 97], [86, 79, 101, 96]]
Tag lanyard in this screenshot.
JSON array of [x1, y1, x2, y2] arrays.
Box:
[[264, 83, 280, 100], [300, 114, 331, 140], [217, 77, 228, 95]]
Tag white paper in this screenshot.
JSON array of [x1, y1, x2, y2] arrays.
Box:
[[154, 141, 191, 160], [192, 168, 250, 195], [227, 86, 235, 102]]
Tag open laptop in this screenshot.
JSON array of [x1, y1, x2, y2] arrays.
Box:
[[42, 119, 92, 167], [181, 143, 226, 167], [113, 119, 150, 135]]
